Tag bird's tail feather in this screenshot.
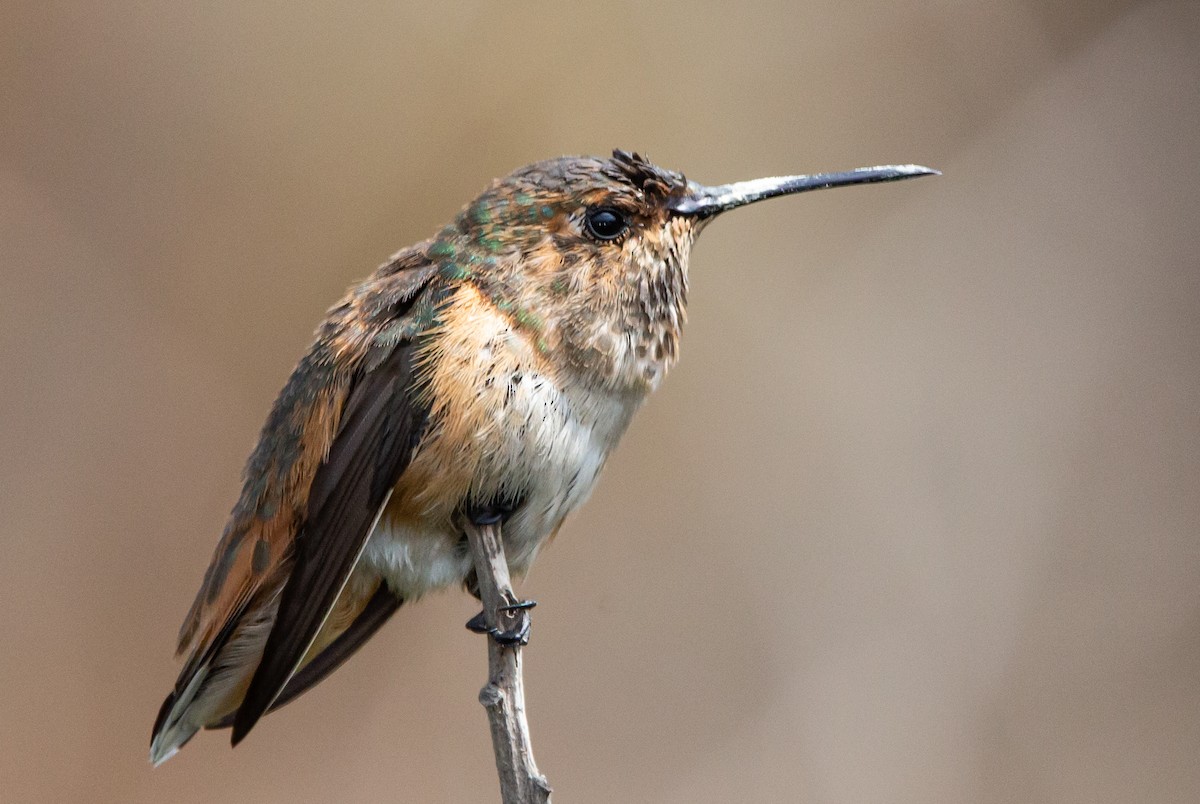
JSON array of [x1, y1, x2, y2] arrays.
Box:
[[149, 672, 206, 765]]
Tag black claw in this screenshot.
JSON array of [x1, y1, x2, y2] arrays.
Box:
[[464, 599, 537, 645], [465, 609, 490, 635], [491, 621, 531, 646]]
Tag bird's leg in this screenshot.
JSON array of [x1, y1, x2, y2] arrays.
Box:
[[462, 504, 536, 645]]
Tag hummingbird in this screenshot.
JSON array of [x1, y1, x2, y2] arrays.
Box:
[[150, 150, 936, 765]]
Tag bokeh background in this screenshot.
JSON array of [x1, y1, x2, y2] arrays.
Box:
[[3, 2, 1199, 802]]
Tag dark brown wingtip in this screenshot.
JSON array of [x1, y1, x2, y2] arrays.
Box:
[[229, 709, 253, 747]]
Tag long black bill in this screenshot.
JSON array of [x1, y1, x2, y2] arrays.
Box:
[[668, 164, 939, 218]]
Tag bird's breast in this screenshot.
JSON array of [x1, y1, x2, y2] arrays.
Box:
[[361, 283, 644, 598]]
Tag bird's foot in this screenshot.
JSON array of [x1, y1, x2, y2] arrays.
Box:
[[465, 599, 537, 645]]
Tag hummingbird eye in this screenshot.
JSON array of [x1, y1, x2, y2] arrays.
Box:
[[583, 207, 628, 242]]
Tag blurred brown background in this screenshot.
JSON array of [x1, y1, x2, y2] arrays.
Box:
[[3, 1, 1199, 802]]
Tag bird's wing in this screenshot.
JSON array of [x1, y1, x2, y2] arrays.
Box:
[[231, 331, 430, 743], [158, 256, 441, 749]]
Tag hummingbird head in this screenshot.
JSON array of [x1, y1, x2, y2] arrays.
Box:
[[433, 150, 936, 391]]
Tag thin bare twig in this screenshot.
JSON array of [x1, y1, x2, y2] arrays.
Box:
[[464, 519, 552, 804]]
